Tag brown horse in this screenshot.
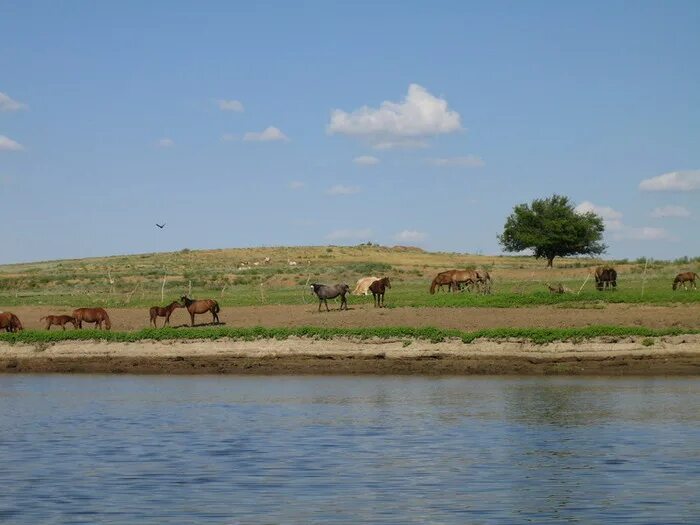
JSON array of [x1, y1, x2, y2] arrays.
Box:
[[369, 277, 391, 308], [0, 312, 23, 332], [73, 308, 112, 330], [149, 301, 183, 327], [181, 296, 220, 326], [430, 270, 458, 294], [673, 272, 698, 290], [595, 266, 617, 291], [41, 315, 77, 330]]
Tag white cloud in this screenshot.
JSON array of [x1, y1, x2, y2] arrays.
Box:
[[221, 133, 237, 142], [217, 99, 244, 112], [326, 184, 360, 196], [429, 155, 485, 168], [288, 180, 305, 190], [325, 228, 373, 241], [0, 135, 24, 151], [575, 201, 671, 241], [639, 170, 700, 192], [394, 230, 427, 243], [327, 84, 462, 148], [353, 155, 380, 166], [243, 126, 289, 142], [156, 138, 174, 148], [0, 92, 26, 112], [651, 205, 691, 218]]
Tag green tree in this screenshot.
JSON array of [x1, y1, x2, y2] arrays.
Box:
[[498, 194, 606, 267]]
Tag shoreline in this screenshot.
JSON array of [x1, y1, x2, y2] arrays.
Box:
[[2, 335, 700, 376]]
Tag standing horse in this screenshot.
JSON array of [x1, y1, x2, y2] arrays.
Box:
[[430, 270, 457, 294], [369, 277, 391, 308], [180, 296, 220, 326], [73, 308, 112, 330], [0, 312, 23, 332], [149, 301, 183, 327], [673, 272, 699, 290], [353, 276, 379, 296], [310, 283, 350, 312], [595, 266, 617, 291], [40, 315, 77, 330]]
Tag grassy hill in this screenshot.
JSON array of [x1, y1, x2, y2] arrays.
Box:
[[0, 245, 698, 308]]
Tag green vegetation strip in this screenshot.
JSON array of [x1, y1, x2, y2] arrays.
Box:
[[1, 326, 698, 345]]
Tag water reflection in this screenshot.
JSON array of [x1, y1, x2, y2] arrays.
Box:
[[0, 375, 699, 524]]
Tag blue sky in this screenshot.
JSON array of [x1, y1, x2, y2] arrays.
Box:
[[1, 1, 698, 264]]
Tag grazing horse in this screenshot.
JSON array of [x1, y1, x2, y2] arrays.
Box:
[[673, 272, 699, 291], [369, 277, 391, 308], [594, 266, 617, 291], [149, 301, 183, 327], [180, 296, 220, 326], [73, 308, 112, 330], [430, 270, 457, 294], [311, 283, 350, 312], [0, 312, 23, 332], [40, 315, 77, 330], [353, 276, 379, 296]]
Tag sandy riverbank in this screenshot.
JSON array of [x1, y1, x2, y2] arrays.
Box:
[[2, 335, 700, 375]]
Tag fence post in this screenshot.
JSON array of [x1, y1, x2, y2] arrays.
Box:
[[641, 258, 649, 297]]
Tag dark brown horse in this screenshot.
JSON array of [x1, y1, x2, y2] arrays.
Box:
[[180, 296, 220, 326], [369, 277, 391, 308], [595, 266, 617, 291], [41, 315, 77, 330], [73, 308, 112, 330], [673, 272, 698, 290], [0, 312, 23, 332], [149, 301, 183, 327]]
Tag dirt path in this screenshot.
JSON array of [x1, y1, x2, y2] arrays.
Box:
[[2, 336, 700, 375], [3, 303, 700, 332]]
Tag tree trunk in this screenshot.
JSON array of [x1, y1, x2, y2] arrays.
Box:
[[546, 256, 555, 268]]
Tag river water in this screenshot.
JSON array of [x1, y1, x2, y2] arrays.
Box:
[[1, 375, 699, 524]]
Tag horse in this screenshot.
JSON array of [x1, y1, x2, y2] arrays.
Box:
[[73, 308, 112, 330], [180, 296, 220, 326], [369, 277, 391, 308], [310, 283, 350, 312], [0, 312, 23, 332], [353, 276, 379, 296], [149, 301, 183, 327], [672, 272, 699, 291], [40, 315, 77, 330], [430, 270, 457, 294], [594, 266, 617, 291]]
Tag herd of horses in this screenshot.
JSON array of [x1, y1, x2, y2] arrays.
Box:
[[0, 269, 698, 332]]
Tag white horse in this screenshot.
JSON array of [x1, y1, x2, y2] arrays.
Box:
[[353, 276, 379, 296]]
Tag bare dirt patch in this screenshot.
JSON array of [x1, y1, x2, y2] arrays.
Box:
[[3, 303, 700, 332]]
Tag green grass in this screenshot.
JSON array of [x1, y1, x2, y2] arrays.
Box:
[[1, 325, 697, 345]]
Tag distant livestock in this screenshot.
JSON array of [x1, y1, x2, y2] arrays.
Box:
[[430, 269, 491, 294], [311, 283, 350, 312], [72, 308, 111, 330], [41, 315, 77, 330], [0, 312, 23, 332], [673, 272, 698, 291], [369, 277, 391, 308], [594, 266, 617, 291], [353, 276, 379, 296]]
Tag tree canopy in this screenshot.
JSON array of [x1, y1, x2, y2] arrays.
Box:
[[498, 194, 606, 267]]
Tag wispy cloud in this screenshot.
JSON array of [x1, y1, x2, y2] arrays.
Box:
[[156, 137, 174, 148], [353, 155, 380, 166], [325, 228, 373, 240], [429, 155, 485, 168], [328, 84, 462, 149], [575, 201, 670, 241], [221, 133, 237, 142], [639, 170, 700, 192], [288, 180, 305, 190], [0, 135, 24, 151], [651, 205, 691, 218], [217, 99, 244, 112], [326, 184, 360, 196], [394, 230, 427, 243], [0, 92, 27, 112], [243, 126, 289, 142]]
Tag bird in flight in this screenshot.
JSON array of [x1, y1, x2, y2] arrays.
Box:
[[156, 223, 166, 229]]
